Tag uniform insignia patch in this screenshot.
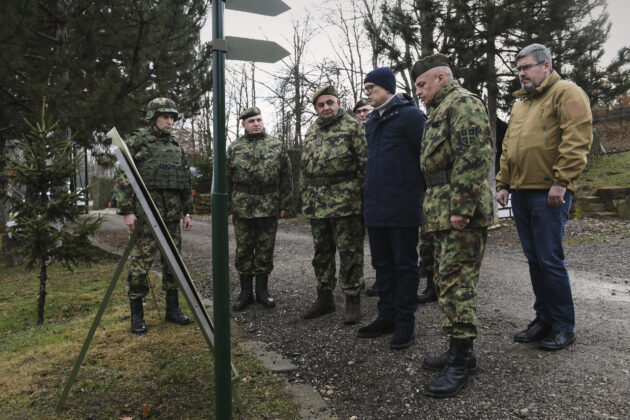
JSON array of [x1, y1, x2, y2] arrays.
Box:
[[458, 127, 479, 146]]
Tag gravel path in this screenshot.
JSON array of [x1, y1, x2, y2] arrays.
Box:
[[93, 211, 630, 419]]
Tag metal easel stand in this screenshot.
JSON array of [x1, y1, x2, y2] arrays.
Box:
[[55, 229, 138, 412]]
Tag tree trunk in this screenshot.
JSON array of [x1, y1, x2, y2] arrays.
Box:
[[486, 0, 499, 224], [37, 258, 48, 325]]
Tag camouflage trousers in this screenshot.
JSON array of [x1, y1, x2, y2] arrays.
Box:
[[233, 216, 278, 276], [310, 215, 364, 296], [419, 227, 435, 275], [127, 218, 181, 299], [433, 227, 487, 339]]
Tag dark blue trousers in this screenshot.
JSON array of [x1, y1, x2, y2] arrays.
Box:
[[511, 189, 575, 332], [367, 227, 420, 328]]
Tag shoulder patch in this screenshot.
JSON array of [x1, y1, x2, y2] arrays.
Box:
[[458, 126, 480, 146], [564, 99, 586, 119]]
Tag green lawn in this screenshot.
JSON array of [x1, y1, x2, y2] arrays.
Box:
[[0, 249, 299, 419], [578, 150, 630, 194]]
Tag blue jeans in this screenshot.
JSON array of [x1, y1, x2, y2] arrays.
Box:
[[511, 190, 575, 332], [367, 227, 420, 328]]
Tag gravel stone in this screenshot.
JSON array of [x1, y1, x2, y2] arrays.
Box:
[[93, 211, 630, 419]]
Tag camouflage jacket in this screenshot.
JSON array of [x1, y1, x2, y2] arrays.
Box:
[[227, 132, 293, 218], [421, 81, 493, 232], [301, 109, 367, 218], [114, 127, 194, 222]]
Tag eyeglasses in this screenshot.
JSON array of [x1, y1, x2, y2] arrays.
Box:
[[363, 84, 376, 94], [516, 62, 544, 73]]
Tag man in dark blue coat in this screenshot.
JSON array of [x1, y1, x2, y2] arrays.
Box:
[[357, 67, 427, 349]]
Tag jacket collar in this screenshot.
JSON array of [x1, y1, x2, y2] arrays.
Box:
[[316, 109, 346, 128], [513, 70, 561, 99], [430, 81, 460, 109], [244, 130, 266, 141], [368, 93, 415, 123]]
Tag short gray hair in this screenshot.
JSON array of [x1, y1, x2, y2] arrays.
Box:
[[516, 43, 552, 69]]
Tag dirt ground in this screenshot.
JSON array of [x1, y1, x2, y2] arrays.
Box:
[[94, 210, 630, 419]]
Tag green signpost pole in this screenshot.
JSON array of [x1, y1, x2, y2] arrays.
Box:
[[211, 1, 231, 419], [210, 1, 290, 417]]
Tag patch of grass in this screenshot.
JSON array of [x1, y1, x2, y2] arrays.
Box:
[[0, 259, 299, 419], [578, 151, 630, 194]]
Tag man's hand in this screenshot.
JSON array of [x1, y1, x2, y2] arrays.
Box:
[[124, 213, 137, 232], [183, 215, 192, 231], [497, 189, 509, 207], [450, 214, 469, 231], [548, 185, 567, 207], [280, 210, 288, 218]]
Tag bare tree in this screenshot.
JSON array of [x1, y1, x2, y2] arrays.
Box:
[[225, 62, 257, 141], [259, 15, 320, 149], [323, 1, 373, 103]]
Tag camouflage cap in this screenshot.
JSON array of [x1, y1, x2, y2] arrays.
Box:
[[145, 97, 179, 121], [312, 85, 338, 105], [352, 98, 370, 114], [411, 53, 451, 81], [239, 106, 262, 120]]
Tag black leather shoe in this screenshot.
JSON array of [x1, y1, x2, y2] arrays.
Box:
[[357, 319, 395, 338], [539, 330, 575, 350], [390, 325, 415, 350], [365, 282, 379, 297], [514, 316, 551, 342]]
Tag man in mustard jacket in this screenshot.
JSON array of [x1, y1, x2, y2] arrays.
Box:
[[497, 43, 593, 351]]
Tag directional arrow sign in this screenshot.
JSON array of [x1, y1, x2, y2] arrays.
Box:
[[226, 0, 290, 16], [224, 36, 289, 63]]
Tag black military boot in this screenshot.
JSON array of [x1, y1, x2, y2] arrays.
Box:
[[423, 342, 477, 373], [417, 271, 437, 304], [233, 274, 254, 311], [426, 337, 475, 398], [302, 289, 335, 319], [255, 274, 276, 308], [165, 290, 191, 325], [130, 297, 147, 334], [344, 294, 361, 325]]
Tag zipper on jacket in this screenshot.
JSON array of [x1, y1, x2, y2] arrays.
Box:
[[540, 107, 548, 147], [514, 100, 532, 189]]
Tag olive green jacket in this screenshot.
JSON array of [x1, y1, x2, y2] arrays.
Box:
[[496, 71, 593, 192]]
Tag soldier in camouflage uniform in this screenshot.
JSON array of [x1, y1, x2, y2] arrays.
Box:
[[352, 98, 373, 126], [412, 54, 493, 397], [227, 107, 293, 311], [301, 86, 367, 325], [114, 97, 193, 334]]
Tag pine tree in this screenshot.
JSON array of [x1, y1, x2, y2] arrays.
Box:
[[0, 0, 212, 224], [0, 101, 102, 325], [0, 0, 212, 150]]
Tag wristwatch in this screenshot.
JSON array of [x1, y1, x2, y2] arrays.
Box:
[[185, 214, 192, 219]]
